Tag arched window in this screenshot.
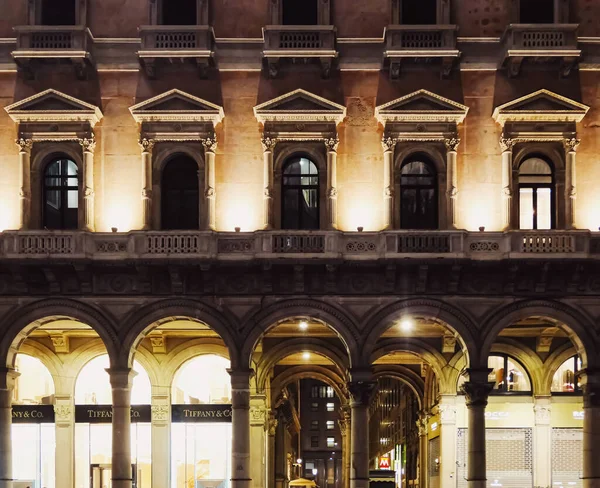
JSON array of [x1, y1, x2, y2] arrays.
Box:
[[551, 355, 582, 393], [41, 0, 76, 25], [162, 0, 197, 25], [13, 354, 54, 405], [282, 156, 320, 230], [402, 0, 437, 24], [400, 158, 438, 229], [282, 0, 318, 25], [43, 157, 79, 230], [520, 0, 554, 23], [161, 155, 200, 230], [518, 155, 554, 230], [487, 354, 531, 393]]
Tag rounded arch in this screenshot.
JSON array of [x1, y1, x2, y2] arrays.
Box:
[[120, 299, 240, 369], [13, 352, 56, 405], [479, 300, 598, 369], [0, 299, 119, 370], [362, 298, 479, 367], [513, 144, 564, 172], [270, 365, 348, 406], [240, 299, 361, 369], [489, 342, 541, 394], [541, 342, 580, 395], [371, 365, 425, 409], [171, 353, 232, 405], [394, 144, 446, 176]]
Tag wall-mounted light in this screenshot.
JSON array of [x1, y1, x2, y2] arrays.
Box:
[[479, 226, 485, 232], [235, 227, 241, 233], [111, 227, 118, 233], [399, 317, 414, 332], [302, 352, 311, 360], [357, 226, 364, 232], [299, 321, 308, 331]]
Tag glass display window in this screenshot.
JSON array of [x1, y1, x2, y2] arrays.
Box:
[[551, 356, 582, 393]]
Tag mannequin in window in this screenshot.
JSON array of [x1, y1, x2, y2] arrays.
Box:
[[282, 0, 319, 25], [495, 367, 505, 389], [563, 369, 574, 392], [41, 0, 76, 25]]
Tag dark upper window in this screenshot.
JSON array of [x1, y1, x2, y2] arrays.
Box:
[[281, 156, 319, 230], [161, 155, 200, 230], [520, 0, 554, 23], [551, 355, 582, 394], [518, 156, 555, 230], [310, 436, 319, 448], [43, 157, 79, 230], [402, 0, 437, 24], [162, 0, 197, 25], [282, 0, 318, 25], [41, 0, 76, 25], [400, 158, 438, 230]]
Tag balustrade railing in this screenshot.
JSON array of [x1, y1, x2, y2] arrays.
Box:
[[502, 24, 579, 53], [138, 25, 213, 54], [13, 25, 91, 55], [263, 25, 336, 54], [385, 25, 458, 53]]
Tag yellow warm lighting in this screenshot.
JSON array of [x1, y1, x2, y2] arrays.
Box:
[[172, 354, 231, 404], [460, 192, 500, 231], [103, 195, 138, 232], [220, 189, 261, 231], [342, 198, 380, 232]]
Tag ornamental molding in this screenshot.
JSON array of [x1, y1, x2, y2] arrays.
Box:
[[261, 135, 278, 151], [492, 89, 589, 126], [54, 404, 73, 422], [151, 404, 169, 422], [129, 89, 224, 126], [15, 138, 33, 152], [79, 136, 96, 153], [563, 138, 581, 152], [4, 89, 103, 126], [444, 137, 461, 152], [375, 89, 469, 126], [253, 88, 346, 125]]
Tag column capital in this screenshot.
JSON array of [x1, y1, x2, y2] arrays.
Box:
[[417, 410, 430, 436], [444, 137, 461, 152], [79, 135, 96, 154], [202, 134, 218, 153], [228, 368, 254, 388], [580, 369, 600, 408], [499, 136, 515, 152], [15, 138, 33, 154], [381, 135, 397, 152], [324, 135, 340, 152], [106, 367, 136, 389], [348, 380, 376, 407], [261, 134, 278, 152], [461, 381, 494, 409], [563, 137, 580, 153], [267, 410, 278, 435], [138, 137, 156, 153], [0, 367, 19, 390]]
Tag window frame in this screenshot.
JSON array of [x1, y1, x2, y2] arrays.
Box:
[[160, 154, 201, 231], [517, 154, 556, 230], [487, 354, 533, 396], [150, 0, 209, 25], [509, 0, 570, 23], [29, 0, 87, 26], [42, 156, 80, 230], [398, 156, 439, 230], [391, 0, 451, 24], [551, 355, 582, 395], [270, 0, 331, 25]]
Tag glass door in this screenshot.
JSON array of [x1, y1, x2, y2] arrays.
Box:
[[12, 424, 56, 488], [90, 464, 137, 488]]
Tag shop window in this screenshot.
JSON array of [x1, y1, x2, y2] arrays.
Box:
[[551, 355, 582, 393], [520, 0, 554, 23], [326, 402, 334, 412], [162, 0, 197, 25], [518, 156, 554, 230], [161, 155, 200, 230], [282, 0, 318, 25], [311, 436, 319, 447], [326, 437, 335, 447], [326, 420, 335, 430], [311, 387, 319, 398], [311, 420, 319, 430], [487, 354, 532, 393], [402, 0, 437, 24], [43, 157, 79, 230], [41, 0, 76, 25], [13, 354, 54, 405], [282, 156, 320, 230], [171, 355, 231, 404], [400, 158, 438, 230]]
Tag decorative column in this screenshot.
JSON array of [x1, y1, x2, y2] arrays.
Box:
[[444, 137, 460, 229], [266, 411, 278, 488], [438, 395, 457, 487], [151, 386, 170, 488], [417, 411, 430, 488], [563, 138, 580, 229], [348, 377, 376, 488], [274, 409, 288, 488], [139, 138, 155, 230], [499, 137, 515, 231], [250, 395, 268, 488], [0, 368, 18, 488], [202, 134, 218, 230], [325, 136, 339, 230], [381, 136, 396, 230], [581, 369, 600, 488], [533, 396, 552, 488], [79, 136, 96, 231], [54, 395, 75, 488], [16, 138, 33, 230], [261, 135, 277, 229], [108, 368, 136, 488], [338, 406, 351, 488], [230, 369, 253, 488], [461, 369, 494, 488]]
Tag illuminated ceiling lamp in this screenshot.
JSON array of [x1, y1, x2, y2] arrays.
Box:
[[399, 317, 414, 332], [299, 320, 309, 331]]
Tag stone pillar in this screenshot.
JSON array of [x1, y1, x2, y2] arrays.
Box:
[[499, 137, 515, 231], [533, 396, 552, 488], [563, 138, 580, 229], [250, 395, 267, 488], [202, 135, 218, 230], [0, 369, 18, 488], [338, 406, 351, 488], [80, 136, 96, 231], [325, 136, 339, 230], [274, 409, 288, 488], [582, 370, 600, 488], [438, 395, 457, 487], [151, 387, 170, 488], [348, 378, 376, 488], [461, 369, 494, 488], [108, 368, 136, 488], [139, 138, 155, 231], [266, 411, 278, 488], [54, 395, 75, 488], [444, 138, 460, 230], [16, 138, 32, 230], [230, 369, 253, 488], [261, 135, 277, 229], [417, 411, 430, 488], [381, 136, 396, 230]]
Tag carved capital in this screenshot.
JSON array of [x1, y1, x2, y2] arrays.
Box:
[[84, 187, 94, 198], [499, 137, 515, 152], [19, 189, 31, 200], [381, 136, 397, 152], [250, 406, 267, 426], [446, 186, 458, 198], [202, 134, 218, 153], [417, 410, 430, 436], [264, 187, 274, 198], [327, 187, 338, 198], [534, 404, 551, 425], [261, 135, 278, 152], [582, 371, 600, 409], [79, 136, 96, 153], [15, 138, 33, 154], [205, 186, 215, 198], [348, 381, 376, 407], [502, 186, 512, 198], [151, 404, 169, 423], [444, 137, 461, 152], [142, 188, 153, 199], [461, 381, 494, 408], [324, 135, 340, 152], [439, 403, 456, 424], [54, 404, 73, 423], [267, 412, 278, 435], [384, 186, 394, 198], [139, 138, 156, 153], [563, 138, 580, 153]]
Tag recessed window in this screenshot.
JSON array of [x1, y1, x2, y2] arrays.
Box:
[[520, 0, 554, 23], [43, 157, 79, 230], [518, 156, 554, 230], [162, 0, 197, 25], [402, 0, 437, 24], [400, 158, 438, 229], [487, 355, 531, 393], [311, 436, 319, 448], [161, 155, 200, 230], [282, 0, 318, 25], [326, 420, 335, 430], [326, 437, 335, 447], [326, 402, 334, 412], [551, 356, 582, 393], [282, 156, 319, 230], [311, 420, 319, 430], [41, 0, 76, 25], [311, 402, 320, 411]]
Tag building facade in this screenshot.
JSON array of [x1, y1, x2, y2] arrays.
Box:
[[0, 1, 600, 488]]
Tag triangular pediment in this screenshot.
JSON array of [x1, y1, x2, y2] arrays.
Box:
[[4, 89, 103, 126], [375, 90, 468, 125], [129, 89, 224, 125], [254, 89, 346, 124], [493, 89, 589, 125]]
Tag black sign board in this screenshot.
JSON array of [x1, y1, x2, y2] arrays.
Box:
[[12, 405, 55, 423], [171, 404, 232, 423], [75, 405, 151, 423]]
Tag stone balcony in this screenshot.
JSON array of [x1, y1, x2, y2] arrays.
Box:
[[138, 25, 214, 78], [12, 25, 93, 79], [262, 25, 337, 78], [2, 230, 598, 262], [501, 23, 580, 77], [384, 24, 459, 78]]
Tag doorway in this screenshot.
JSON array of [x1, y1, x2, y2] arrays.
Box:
[[90, 464, 138, 488]]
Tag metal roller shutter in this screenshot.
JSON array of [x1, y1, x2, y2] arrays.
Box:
[[428, 437, 440, 488], [552, 428, 582, 488]]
